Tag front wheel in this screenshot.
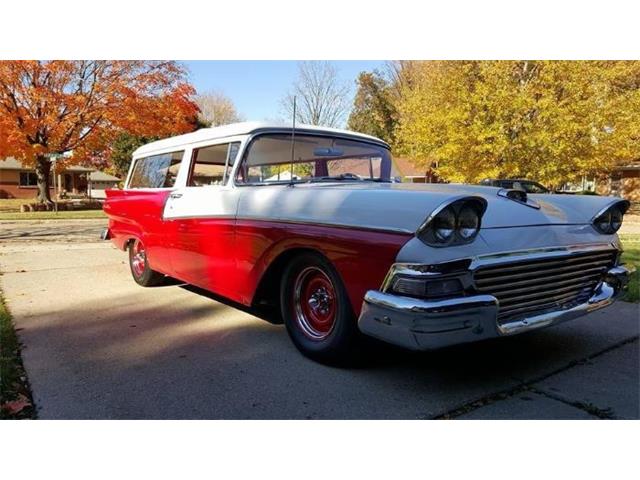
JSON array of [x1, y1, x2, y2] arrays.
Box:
[[128, 239, 164, 287], [280, 252, 361, 364]]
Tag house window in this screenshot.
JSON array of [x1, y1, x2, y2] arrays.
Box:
[[19, 172, 38, 187]]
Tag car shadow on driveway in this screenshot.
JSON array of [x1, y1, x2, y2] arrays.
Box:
[[15, 279, 639, 419]]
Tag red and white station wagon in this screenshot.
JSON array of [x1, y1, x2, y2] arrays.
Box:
[[104, 122, 632, 363]]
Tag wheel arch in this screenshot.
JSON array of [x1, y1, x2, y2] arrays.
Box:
[[251, 247, 329, 310], [123, 236, 136, 250]]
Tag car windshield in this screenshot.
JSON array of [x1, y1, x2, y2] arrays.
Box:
[[235, 133, 393, 184]]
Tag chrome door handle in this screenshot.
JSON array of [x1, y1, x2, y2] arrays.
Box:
[[170, 193, 183, 199]]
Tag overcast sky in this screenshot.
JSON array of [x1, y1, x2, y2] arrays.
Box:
[[183, 60, 385, 122]]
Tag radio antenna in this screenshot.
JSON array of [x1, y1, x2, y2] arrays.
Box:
[[288, 96, 296, 186]]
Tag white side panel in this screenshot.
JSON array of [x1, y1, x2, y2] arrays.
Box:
[[163, 186, 240, 219]]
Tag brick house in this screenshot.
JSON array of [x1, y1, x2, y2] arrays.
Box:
[[595, 160, 640, 202], [392, 157, 443, 183], [0, 157, 119, 199]]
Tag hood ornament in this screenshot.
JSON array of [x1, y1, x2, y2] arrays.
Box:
[[497, 189, 541, 209]]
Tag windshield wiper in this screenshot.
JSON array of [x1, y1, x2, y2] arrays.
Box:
[[303, 173, 392, 183], [316, 173, 363, 181]]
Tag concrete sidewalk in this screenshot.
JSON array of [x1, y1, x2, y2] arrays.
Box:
[[0, 218, 106, 243], [0, 233, 638, 419]]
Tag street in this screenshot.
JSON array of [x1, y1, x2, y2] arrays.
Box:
[[0, 219, 638, 419]]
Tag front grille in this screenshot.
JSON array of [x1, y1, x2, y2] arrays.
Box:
[[473, 249, 617, 323]]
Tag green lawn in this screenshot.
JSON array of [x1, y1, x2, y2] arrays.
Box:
[[0, 209, 106, 220], [620, 234, 639, 303], [0, 198, 105, 220], [0, 198, 29, 212]]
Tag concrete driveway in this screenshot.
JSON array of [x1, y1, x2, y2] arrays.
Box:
[[0, 219, 638, 419]]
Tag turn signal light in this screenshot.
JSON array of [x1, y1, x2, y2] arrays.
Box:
[[391, 276, 464, 299]]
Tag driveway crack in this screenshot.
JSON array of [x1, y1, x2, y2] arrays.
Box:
[[528, 386, 615, 419], [430, 335, 639, 420]]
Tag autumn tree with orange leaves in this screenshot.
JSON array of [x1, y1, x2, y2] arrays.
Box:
[[0, 61, 199, 203]]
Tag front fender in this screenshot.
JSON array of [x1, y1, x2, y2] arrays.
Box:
[[234, 219, 412, 314]]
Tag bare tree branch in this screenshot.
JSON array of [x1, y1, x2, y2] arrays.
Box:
[[281, 61, 351, 128], [194, 90, 242, 126]]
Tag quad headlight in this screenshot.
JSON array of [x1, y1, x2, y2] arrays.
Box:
[[418, 197, 487, 247], [432, 207, 456, 242], [592, 201, 629, 235], [457, 205, 481, 240]]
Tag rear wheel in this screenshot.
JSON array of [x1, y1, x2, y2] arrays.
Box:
[[128, 239, 164, 287], [280, 252, 360, 364]]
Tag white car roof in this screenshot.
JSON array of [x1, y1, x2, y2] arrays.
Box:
[[133, 121, 388, 156]]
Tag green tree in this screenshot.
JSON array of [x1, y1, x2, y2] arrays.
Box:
[[109, 133, 158, 178], [393, 61, 640, 186], [347, 71, 397, 144]]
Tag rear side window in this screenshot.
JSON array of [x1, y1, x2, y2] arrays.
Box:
[[128, 151, 184, 188], [188, 142, 240, 186]]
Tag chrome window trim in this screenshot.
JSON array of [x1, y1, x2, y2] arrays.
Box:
[[230, 130, 393, 187]]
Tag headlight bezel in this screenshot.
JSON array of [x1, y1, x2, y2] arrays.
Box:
[[417, 196, 487, 247], [592, 200, 629, 235]]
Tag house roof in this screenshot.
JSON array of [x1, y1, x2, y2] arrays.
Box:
[[89, 171, 120, 181], [0, 157, 118, 180], [392, 157, 430, 178], [133, 121, 390, 157], [0, 157, 93, 172], [615, 159, 640, 172]]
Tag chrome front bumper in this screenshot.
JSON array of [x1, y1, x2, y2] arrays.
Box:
[[357, 265, 632, 351]]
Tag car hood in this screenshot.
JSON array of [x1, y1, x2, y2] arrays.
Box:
[[267, 182, 624, 231]]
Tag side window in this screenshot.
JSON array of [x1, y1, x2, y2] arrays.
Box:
[[128, 151, 184, 188], [188, 142, 240, 187]]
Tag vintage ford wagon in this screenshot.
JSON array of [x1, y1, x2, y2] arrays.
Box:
[[103, 122, 632, 363]]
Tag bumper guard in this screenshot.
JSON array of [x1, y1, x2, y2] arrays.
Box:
[[357, 265, 633, 350]]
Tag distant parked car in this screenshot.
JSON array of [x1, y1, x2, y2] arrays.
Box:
[[480, 178, 550, 194]]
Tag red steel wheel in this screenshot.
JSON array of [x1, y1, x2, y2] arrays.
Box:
[[281, 252, 362, 364], [128, 238, 164, 287], [131, 239, 147, 279], [293, 266, 338, 340]]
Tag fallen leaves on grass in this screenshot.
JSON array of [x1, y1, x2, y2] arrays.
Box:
[[1, 393, 32, 415]]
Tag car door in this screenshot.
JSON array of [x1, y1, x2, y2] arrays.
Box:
[[163, 141, 241, 297]]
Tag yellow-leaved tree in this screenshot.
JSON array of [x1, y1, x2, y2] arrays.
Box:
[[394, 61, 640, 186]]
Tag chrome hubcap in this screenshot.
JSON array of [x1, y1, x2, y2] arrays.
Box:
[[308, 287, 332, 316]]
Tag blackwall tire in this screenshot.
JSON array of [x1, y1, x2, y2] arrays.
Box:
[[280, 252, 361, 365], [128, 239, 165, 287]]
